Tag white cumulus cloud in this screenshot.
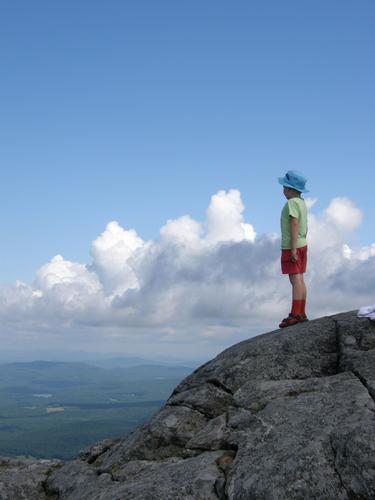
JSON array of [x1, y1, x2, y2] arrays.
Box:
[[0, 190, 374, 358], [206, 189, 256, 244], [90, 221, 144, 296], [160, 215, 203, 246]]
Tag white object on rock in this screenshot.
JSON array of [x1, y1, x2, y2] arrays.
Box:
[[357, 305, 375, 321]]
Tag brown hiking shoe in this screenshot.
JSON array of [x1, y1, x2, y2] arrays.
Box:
[[279, 313, 308, 328]]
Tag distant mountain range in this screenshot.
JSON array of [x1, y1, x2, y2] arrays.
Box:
[[0, 351, 204, 369]]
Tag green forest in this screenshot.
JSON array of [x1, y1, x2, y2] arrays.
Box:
[[0, 360, 192, 460]]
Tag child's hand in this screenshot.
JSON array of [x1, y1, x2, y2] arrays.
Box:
[[291, 249, 298, 262]]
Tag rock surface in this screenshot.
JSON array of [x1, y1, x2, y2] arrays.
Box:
[[1, 310, 375, 499], [0, 457, 60, 499]]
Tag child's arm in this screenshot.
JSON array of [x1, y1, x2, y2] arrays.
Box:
[[290, 216, 299, 262]]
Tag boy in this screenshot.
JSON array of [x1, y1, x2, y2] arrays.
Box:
[[278, 170, 309, 328]]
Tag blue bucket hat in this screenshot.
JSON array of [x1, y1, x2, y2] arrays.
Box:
[[278, 170, 309, 193]]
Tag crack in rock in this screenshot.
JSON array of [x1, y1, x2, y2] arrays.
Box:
[[214, 450, 237, 500], [41, 478, 59, 500], [350, 368, 375, 407], [166, 401, 213, 419], [206, 379, 234, 395], [333, 318, 342, 375], [334, 317, 375, 407], [329, 435, 349, 497]]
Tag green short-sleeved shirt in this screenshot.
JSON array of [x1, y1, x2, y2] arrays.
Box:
[[280, 197, 308, 249]]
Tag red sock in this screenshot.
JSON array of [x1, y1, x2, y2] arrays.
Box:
[[291, 300, 304, 315]]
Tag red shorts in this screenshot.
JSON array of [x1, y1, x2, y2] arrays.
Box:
[[281, 245, 307, 275]]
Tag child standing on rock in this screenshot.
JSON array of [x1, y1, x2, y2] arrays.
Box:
[[278, 170, 309, 328]]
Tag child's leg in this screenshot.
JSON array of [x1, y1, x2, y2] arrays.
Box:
[[288, 273, 307, 315], [301, 274, 306, 302], [289, 274, 306, 300]]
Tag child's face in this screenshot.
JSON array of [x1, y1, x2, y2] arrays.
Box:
[[283, 187, 300, 199]]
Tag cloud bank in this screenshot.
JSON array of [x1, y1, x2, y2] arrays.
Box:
[[1, 189, 374, 358]]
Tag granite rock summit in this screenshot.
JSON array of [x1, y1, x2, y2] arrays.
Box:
[[1, 310, 375, 499]]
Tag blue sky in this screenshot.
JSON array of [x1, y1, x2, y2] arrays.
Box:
[[0, 1, 374, 362], [1, 0, 374, 284]]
